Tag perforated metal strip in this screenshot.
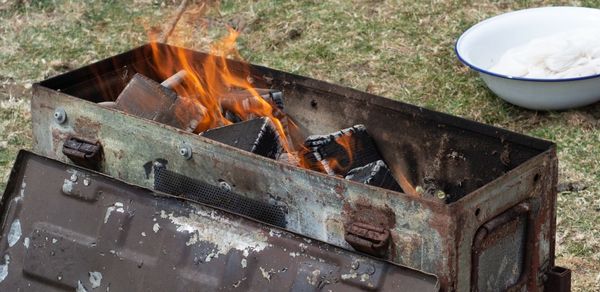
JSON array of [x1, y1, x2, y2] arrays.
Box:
[[153, 165, 287, 227]]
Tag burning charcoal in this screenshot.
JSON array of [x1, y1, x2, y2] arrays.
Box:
[[160, 69, 188, 89], [264, 90, 284, 110], [345, 160, 403, 192], [114, 71, 206, 132], [201, 117, 283, 159], [220, 88, 285, 123], [303, 125, 382, 176]]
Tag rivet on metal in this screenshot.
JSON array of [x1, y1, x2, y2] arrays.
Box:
[[54, 107, 67, 124], [218, 180, 232, 191], [435, 190, 446, 200], [179, 143, 192, 160]]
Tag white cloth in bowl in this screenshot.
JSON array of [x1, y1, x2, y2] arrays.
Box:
[[490, 28, 600, 79]]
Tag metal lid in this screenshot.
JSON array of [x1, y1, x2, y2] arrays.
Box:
[[0, 151, 438, 291]]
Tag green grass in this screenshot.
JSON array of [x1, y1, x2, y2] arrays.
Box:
[[1, 0, 599, 290]]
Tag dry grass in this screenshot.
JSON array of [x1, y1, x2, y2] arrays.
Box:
[[1, 0, 599, 290]]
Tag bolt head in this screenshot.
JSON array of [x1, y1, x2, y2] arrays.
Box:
[[435, 190, 446, 200], [218, 181, 232, 191], [179, 143, 192, 160], [54, 108, 67, 124]]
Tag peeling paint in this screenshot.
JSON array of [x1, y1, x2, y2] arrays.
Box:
[[7, 219, 21, 247], [205, 252, 216, 262], [23, 237, 30, 249], [14, 182, 26, 202], [241, 258, 247, 268], [341, 272, 357, 280], [299, 243, 308, 252], [152, 223, 160, 233], [259, 267, 272, 281], [76, 280, 88, 292], [268, 229, 282, 237], [232, 277, 247, 288], [307, 269, 321, 286], [62, 179, 74, 194], [104, 202, 124, 224], [163, 210, 268, 259], [186, 232, 198, 246], [0, 254, 10, 283], [89, 271, 102, 288]]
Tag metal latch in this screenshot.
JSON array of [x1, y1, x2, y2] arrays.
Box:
[[344, 222, 390, 257], [62, 136, 102, 170]]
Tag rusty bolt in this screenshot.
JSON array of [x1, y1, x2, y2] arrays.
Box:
[[179, 143, 192, 160], [54, 107, 67, 124]]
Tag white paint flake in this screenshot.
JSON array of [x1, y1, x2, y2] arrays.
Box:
[[241, 258, 247, 268], [307, 270, 321, 286], [23, 237, 30, 249], [7, 219, 21, 247], [0, 254, 10, 283], [141, 232, 146, 237], [62, 179, 74, 194], [104, 202, 124, 224], [76, 280, 88, 292], [341, 272, 358, 280], [163, 210, 269, 261], [152, 223, 160, 233], [268, 229, 282, 237], [360, 274, 370, 282], [259, 267, 272, 281], [52, 238, 58, 244], [89, 271, 102, 288], [205, 252, 216, 262], [14, 182, 26, 202]]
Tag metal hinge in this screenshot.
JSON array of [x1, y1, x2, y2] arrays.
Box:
[[62, 136, 102, 170], [344, 222, 390, 258]]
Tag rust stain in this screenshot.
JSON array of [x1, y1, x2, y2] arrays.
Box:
[[51, 128, 70, 154], [74, 116, 102, 139], [343, 197, 396, 229]]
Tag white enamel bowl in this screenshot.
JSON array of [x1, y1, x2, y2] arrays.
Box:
[[456, 7, 600, 110]]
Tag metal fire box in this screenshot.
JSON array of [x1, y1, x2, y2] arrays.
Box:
[[30, 43, 568, 291], [0, 151, 439, 291]]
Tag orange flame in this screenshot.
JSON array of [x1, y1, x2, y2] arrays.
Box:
[[322, 134, 355, 176], [148, 28, 292, 152]]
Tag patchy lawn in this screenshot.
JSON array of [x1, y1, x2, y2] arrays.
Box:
[[1, 0, 599, 290]]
